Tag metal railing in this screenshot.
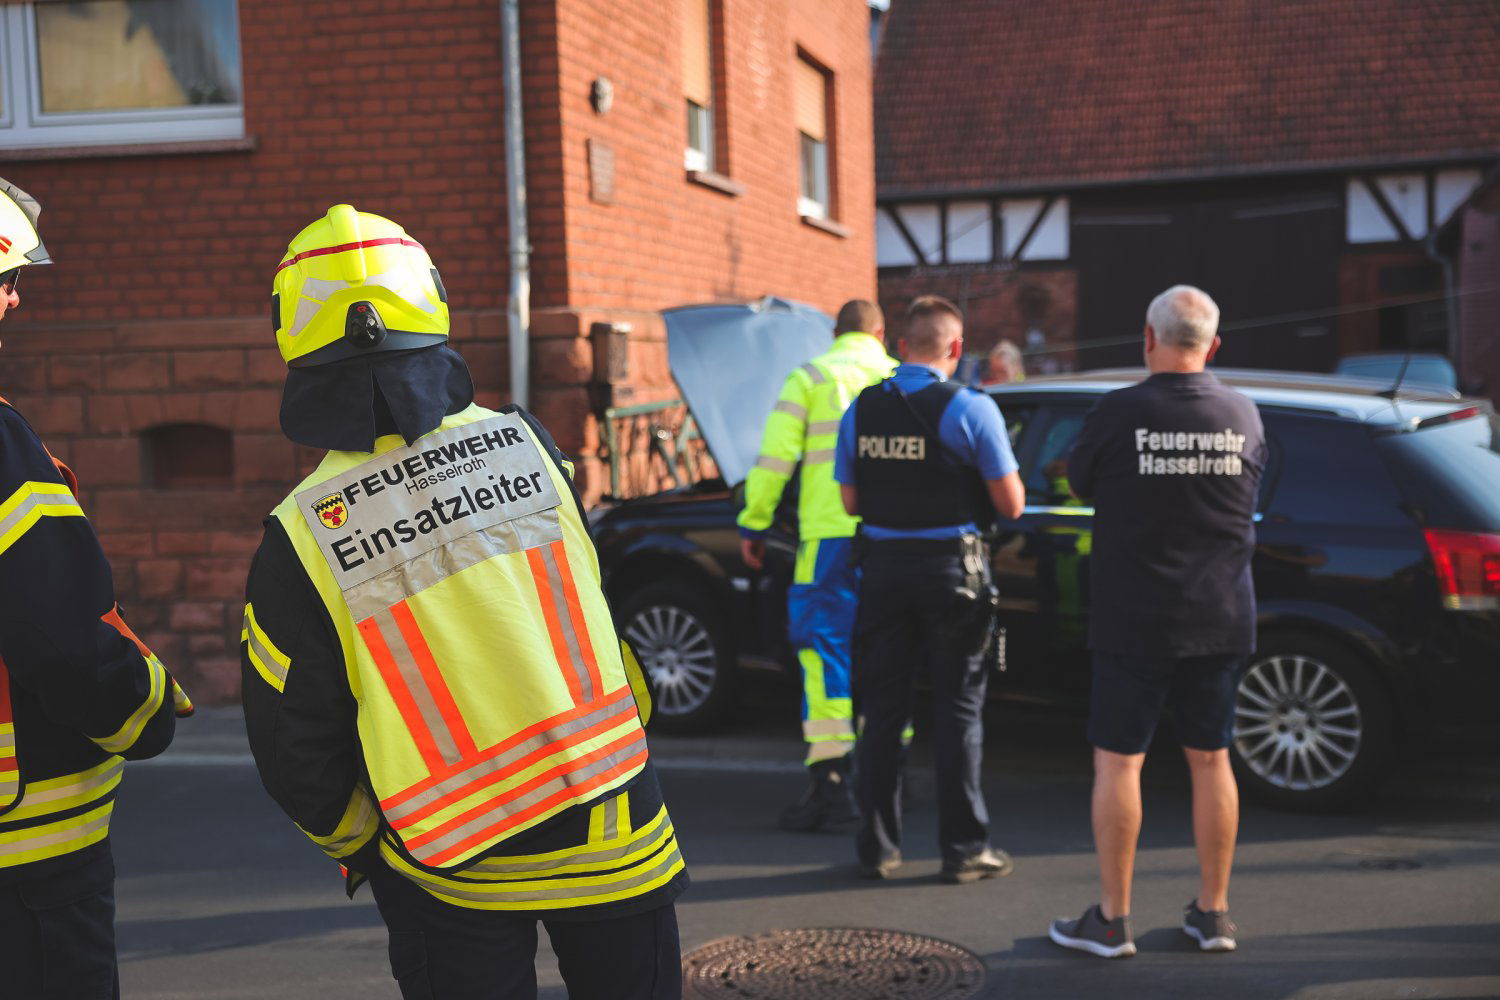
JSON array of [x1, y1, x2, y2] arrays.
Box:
[[601, 399, 713, 498]]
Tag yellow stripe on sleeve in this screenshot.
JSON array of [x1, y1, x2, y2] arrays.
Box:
[[93, 654, 166, 755]]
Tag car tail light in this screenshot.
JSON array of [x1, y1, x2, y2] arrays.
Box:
[[1424, 528, 1500, 611]]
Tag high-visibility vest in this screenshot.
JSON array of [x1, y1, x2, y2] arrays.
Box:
[[738, 332, 895, 541], [272, 404, 648, 871]]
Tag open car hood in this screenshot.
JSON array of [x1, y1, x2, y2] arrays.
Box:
[[664, 297, 833, 487]]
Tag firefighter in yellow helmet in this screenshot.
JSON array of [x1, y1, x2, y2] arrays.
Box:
[[242, 205, 686, 1000], [0, 177, 192, 999]]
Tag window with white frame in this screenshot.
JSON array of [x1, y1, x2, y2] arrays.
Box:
[[682, 0, 714, 172], [0, 0, 243, 150], [794, 55, 830, 219]]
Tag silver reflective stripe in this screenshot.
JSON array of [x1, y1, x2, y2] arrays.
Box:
[[803, 718, 853, 739], [538, 541, 595, 703], [799, 363, 828, 385], [409, 732, 648, 864], [806, 420, 841, 437], [0, 808, 111, 860], [0, 759, 122, 816], [772, 400, 808, 420], [754, 455, 795, 476], [321, 794, 376, 856], [468, 807, 666, 875], [420, 841, 684, 903], [0, 731, 14, 750], [383, 695, 637, 826], [804, 448, 835, 466], [242, 612, 288, 687], [601, 795, 620, 841], [0, 488, 82, 544], [347, 509, 564, 621], [369, 610, 465, 768]]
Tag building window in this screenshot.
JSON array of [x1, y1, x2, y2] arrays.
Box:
[[682, 0, 715, 172], [142, 424, 233, 490], [0, 0, 243, 150], [794, 55, 831, 219]]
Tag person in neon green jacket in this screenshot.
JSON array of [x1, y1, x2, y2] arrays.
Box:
[[738, 300, 896, 830]]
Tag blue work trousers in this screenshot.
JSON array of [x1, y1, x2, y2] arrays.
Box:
[[787, 536, 858, 765]]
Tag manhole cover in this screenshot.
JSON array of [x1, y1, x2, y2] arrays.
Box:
[[1356, 856, 1421, 871], [682, 927, 986, 1000]]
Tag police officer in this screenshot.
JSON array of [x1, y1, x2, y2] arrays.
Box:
[[739, 300, 895, 831], [835, 295, 1024, 882], [242, 206, 686, 1000], [0, 177, 192, 998], [1048, 285, 1266, 959]]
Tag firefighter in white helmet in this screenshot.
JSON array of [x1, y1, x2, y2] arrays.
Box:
[[242, 205, 686, 1000], [0, 177, 192, 999]]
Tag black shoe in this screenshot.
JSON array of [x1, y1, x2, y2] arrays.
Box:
[[858, 853, 902, 880], [778, 756, 858, 832], [939, 847, 1014, 884], [1049, 904, 1136, 959], [1183, 899, 1237, 952]]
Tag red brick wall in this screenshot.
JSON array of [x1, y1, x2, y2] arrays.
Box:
[[1458, 204, 1500, 404], [536, 0, 877, 488], [879, 268, 1080, 374], [0, 0, 525, 703], [0, 0, 876, 703]]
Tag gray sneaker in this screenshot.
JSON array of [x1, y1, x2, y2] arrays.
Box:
[[1183, 900, 1237, 952], [939, 847, 1014, 884], [1048, 904, 1136, 959]]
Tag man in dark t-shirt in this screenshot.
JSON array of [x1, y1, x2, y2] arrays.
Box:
[[1048, 285, 1267, 959]]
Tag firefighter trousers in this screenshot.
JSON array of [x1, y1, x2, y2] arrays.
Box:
[[0, 847, 119, 1000], [367, 862, 682, 1000]]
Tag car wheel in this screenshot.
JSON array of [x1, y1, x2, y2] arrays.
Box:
[[617, 581, 734, 734], [1230, 632, 1395, 811]]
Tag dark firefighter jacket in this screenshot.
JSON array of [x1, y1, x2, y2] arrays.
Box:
[[0, 400, 183, 882]]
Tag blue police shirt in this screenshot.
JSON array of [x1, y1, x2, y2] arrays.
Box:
[[834, 363, 1018, 539]]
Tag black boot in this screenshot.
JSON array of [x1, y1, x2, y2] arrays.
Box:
[[778, 755, 859, 832]]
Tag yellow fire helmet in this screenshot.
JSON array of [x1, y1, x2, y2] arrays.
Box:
[[272, 204, 449, 368], [0, 176, 52, 274]]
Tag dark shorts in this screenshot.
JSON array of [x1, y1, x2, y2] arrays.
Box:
[[1087, 651, 1247, 755]]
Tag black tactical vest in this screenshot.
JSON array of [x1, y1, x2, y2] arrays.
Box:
[[852, 379, 993, 529]]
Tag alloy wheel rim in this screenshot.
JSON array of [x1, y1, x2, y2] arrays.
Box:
[[1234, 654, 1361, 791], [623, 604, 717, 717]]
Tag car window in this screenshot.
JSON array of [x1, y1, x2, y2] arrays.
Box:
[[1262, 414, 1408, 527], [993, 401, 1035, 450], [1377, 413, 1500, 532], [1024, 407, 1089, 505]]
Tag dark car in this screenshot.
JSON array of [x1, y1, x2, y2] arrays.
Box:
[[592, 360, 1500, 810]]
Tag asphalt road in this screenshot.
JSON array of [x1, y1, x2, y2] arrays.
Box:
[[111, 694, 1500, 1000]]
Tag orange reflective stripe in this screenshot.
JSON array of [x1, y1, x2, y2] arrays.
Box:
[[382, 693, 640, 834], [409, 730, 649, 867], [0, 660, 17, 808], [548, 541, 604, 700], [359, 615, 448, 772], [527, 546, 586, 704], [381, 684, 636, 815], [389, 602, 476, 759]]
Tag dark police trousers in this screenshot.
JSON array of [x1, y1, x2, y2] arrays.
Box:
[[367, 862, 682, 1000], [853, 539, 991, 866], [0, 849, 120, 1000]]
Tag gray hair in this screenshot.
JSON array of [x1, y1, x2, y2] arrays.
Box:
[[990, 339, 1022, 367], [1146, 285, 1220, 351]]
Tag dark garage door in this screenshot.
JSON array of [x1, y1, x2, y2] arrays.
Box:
[[1070, 189, 1341, 372]]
